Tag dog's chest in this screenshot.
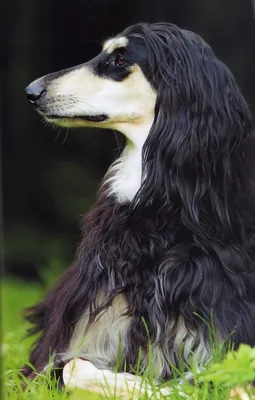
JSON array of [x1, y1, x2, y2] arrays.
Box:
[[106, 144, 142, 203]]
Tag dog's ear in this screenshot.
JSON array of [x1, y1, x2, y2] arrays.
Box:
[[137, 27, 254, 238]]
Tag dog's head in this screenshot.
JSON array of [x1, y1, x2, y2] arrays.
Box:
[[24, 25, 160, 145], [24, 23, 226, 143], [25, 23, 252, 174]]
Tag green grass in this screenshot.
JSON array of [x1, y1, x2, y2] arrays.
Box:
[[2, 278, 255, 399]]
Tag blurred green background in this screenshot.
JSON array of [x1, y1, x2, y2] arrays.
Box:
[[2, 0, 255, 281]]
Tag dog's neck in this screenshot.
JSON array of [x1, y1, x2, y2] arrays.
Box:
[[106, 120, 153, 203]]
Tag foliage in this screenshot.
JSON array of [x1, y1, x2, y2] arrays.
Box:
[[201, 345, 255, 387]]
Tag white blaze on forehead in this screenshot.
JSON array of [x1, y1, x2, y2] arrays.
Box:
[[103, 36, 128, 53]]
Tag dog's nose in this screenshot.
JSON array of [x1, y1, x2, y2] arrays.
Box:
[[24, 80, 46, 103]]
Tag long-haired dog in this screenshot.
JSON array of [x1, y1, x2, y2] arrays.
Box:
[[24, 22, 255, 396]]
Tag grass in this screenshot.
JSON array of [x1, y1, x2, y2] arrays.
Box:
[[2, 278, 255, 399]]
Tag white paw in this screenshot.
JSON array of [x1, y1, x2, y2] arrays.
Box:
[[63, 358, 146, 399]]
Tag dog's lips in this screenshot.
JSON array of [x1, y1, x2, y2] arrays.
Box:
[[44, 114, 108, 123]]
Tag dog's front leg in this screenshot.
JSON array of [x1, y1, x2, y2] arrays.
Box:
[[62, 358, 171, 399]]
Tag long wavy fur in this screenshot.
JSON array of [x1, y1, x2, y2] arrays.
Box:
[[23, 23, 255, 380]]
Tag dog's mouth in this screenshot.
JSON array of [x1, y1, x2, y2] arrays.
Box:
[[44, 114, 109, 123]]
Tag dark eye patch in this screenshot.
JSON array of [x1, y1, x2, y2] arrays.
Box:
[[87, 38, 150, 83], [86, 44, 132, 82], [108, 47, 129, 66], [94, 47, 133, 82]]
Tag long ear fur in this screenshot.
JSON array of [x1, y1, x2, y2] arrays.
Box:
[[129, 23, 255, 342], [128, 24, 255, 223]]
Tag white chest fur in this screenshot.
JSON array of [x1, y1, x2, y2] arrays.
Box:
[[105, 120, 154, 203], [106, 144, 143, 203]]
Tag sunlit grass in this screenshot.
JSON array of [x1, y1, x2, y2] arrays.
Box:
[[2, 278, 255, 399]]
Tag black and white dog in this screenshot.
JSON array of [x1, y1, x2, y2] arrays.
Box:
[[24, 22, 255, 396]]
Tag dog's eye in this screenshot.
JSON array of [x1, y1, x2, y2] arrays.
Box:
[[114, 54, 126, 66]]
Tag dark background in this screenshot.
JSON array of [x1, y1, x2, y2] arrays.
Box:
[[2, 0, 255, 280]]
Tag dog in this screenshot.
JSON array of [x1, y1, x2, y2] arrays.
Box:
[[23, 22, 255, 396]]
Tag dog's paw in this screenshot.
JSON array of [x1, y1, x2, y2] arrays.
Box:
[[62, 358, 146, 399]]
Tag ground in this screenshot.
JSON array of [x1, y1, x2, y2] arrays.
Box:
[[2, 278, 255, 399]]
